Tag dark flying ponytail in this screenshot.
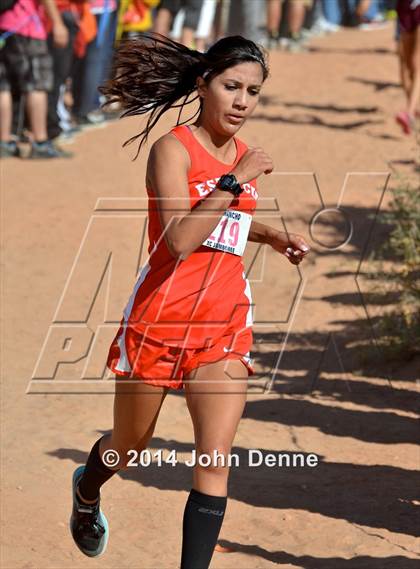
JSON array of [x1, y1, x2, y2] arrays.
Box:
[[100, 32, 269, 159]]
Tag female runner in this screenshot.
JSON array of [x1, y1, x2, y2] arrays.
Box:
[[69, 33, 310, 568], [395, 0, 420, 134]]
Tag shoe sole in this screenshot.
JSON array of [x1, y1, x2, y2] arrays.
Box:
[[27, 149, 74, 159], [0, 148, 20, 159], [56, 139, 76, 146], [78, 122, 107, 131], [396, 114, 412, 135], [69, 465, 109, 557]]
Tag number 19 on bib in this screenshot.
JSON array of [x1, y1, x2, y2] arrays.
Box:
[[202, 209, 252, 256]]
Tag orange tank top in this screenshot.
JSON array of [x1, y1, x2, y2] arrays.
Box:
[[121, 124, 259, 349]]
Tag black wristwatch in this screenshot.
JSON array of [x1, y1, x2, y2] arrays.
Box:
[[216, 174, 243, 197]]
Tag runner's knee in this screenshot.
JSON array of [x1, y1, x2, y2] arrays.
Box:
[[194, 444, 233, 475], [410, 52, 420, 72], [109, 423, 156, 465]]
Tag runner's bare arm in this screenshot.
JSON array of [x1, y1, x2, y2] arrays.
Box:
[[248, 220, 278, 244], [147, 134, 235, 259], [248, 220, 311, 264]]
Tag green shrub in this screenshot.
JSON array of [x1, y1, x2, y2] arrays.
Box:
[[364, 182, 420, 362]]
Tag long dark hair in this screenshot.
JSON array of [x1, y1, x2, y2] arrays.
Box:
[[100, 33, 269, 159]]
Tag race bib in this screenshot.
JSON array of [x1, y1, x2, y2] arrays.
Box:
[[202, 209, 252, 256]]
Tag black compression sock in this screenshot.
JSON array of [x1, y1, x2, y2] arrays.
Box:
[[78, 436, 118, 502], [180, 488, 227, 569]]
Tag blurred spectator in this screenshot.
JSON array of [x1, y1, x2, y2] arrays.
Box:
[[266, 0, 314, 51], [170, 0, 217, 50], [266, 0, 282, 45], [395, 0, 420, 134], [71, 0, 118, 126], [321, 0, 342, 25], [154, 0, 204, 47], [47, 0, 90, 141], [195, 0, 217, 50], [345, 0, 387, 26], [1, 0, 407, 159], [304, 0, 341, 35], [322, 0, 387, 27], [110, 0, 158, 118], [0, 0, 71, 158], [227, 0, 267, 44], [347, 0, 373, 24], [116, 0, 159, 40]]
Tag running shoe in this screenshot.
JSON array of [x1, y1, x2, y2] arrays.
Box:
[[310, 17, 341, 35], [267, 31, 280, 50], [286, 37, 309, 53], [53, 126, 82, 146], [358, 13, 389, 31], [395, 111, 415, 135], [0, 140, 20, 158], [75, 110, 107, 130], [69, 465, 109, 557], [29, 140, 73, 159]]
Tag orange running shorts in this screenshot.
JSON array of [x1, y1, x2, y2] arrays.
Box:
[[108, 326, 255, 390]]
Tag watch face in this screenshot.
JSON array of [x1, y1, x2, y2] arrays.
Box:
[[220, 174, 236, 189]]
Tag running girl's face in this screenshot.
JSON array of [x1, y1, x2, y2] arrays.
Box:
[[197, 62, 264, 135]]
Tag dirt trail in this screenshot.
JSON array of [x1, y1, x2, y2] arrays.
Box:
[[1, 25, 419, 569]]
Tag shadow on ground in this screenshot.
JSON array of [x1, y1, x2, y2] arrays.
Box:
[[54, 439, 419, 538]]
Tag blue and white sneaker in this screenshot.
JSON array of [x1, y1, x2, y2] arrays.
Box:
[[29, 140, 73, 159], [69, 465, 109, 557], [0, 140, 20, 158]]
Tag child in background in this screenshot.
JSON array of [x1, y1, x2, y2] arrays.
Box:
[[0, 0, 71, 158]]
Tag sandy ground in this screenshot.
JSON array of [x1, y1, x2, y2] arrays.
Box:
[[1, 24, 419, 569]]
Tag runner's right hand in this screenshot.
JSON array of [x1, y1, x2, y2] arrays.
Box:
[[230, 147, 273, 185]]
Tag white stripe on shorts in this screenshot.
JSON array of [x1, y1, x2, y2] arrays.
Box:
[[196, 0, 217, 39], [114, 261, 152, 373], [242, 271, 253, 328]]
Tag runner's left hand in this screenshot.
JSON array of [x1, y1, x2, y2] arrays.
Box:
[[270, 232, 311, 265]]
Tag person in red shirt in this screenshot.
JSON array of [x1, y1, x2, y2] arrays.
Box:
[[69, 33, 310, 567]]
